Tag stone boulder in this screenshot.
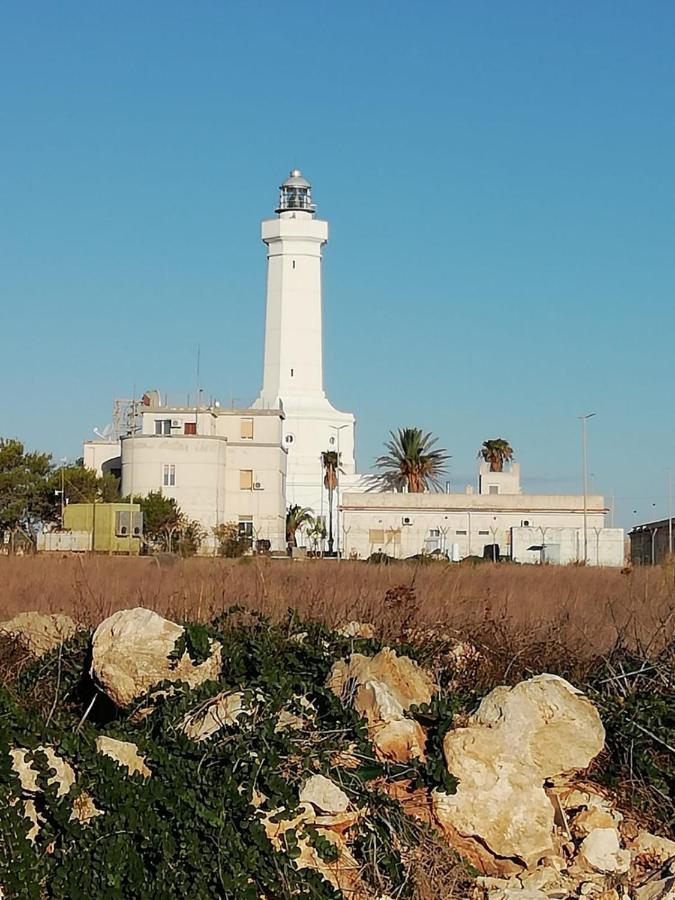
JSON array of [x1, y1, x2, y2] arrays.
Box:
[[299, 775, 350, 815], [96, 736, 152, 778], [328, 648, 434, 710], [337, 621, 376, 639], [90, 608, 222, 707], [635, 860, 675, 900], [354, 680, 428, 762], [0, 612, 78, 658], [328, 648, 434, 762], [9, 746, 101, 838], [180, 690, 256, 742], [473, 674, 605, 778], [262, 802, 364, 896], [11, 747, 75, 796], [436, 674, 605, 870], [577, 827, 631, 874], [631, 832, 675, 868]]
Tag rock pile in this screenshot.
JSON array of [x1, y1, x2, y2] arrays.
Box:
[[2, 608, 673, 899], [328, 647, 434, 762]]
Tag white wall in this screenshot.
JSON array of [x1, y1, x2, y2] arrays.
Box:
[[83, 441, 121, 476], [478, 462, 522, 495], [120, 433, 286, 552], [339, 491, 621, 565], [511, 526, 625, 566]]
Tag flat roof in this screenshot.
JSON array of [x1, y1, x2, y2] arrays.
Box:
[[142, 405, 284, 418], [341, 491, 607, 513]]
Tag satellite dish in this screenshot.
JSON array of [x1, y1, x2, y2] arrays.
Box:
[[93, 424, 114, 442]]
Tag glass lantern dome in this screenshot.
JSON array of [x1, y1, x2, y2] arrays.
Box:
[[276, 169, 316, 214]]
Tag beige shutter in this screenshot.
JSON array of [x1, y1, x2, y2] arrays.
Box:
[[240, 469, 253, 490], [241, 418, 254, 439]]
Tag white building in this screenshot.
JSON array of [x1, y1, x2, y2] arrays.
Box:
[[339, 462, 624, 566], [253, 170, 355, 514], [84, 395, 287, 552]]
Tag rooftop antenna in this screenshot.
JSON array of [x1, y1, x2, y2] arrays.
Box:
[[195, 344, 201, 419]]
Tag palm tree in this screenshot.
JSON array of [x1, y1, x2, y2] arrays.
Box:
[[478, 439, 514, 472], [321, 450, 339, 554], [286, 504, 314, 549], [374, 428, 449, 493], [306, 517, 327, 555]]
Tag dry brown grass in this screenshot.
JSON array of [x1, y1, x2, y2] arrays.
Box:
[[0, 555, 672, 661]]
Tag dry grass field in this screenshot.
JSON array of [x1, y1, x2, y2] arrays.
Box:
[[1, 556, 673, 669]]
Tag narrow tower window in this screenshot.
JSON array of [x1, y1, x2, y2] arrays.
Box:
[[292, 260, 296, 269], [290, 368, 294, 377]]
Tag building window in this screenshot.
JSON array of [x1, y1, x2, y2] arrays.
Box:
[[429, 529, 440, 538], [369, 529, 385, 544], [184, 422, 197, 435], [478, 530, 490, 535], [522, 520, 531, 527], [284, 434, 294, 444], [240, 469, 253, 491], [155, 419, 171, 435], [456, 530, 467, 535], [163, 464, 176, 487], [238, 517, 253, 538], [329, 436, 335, 445], [488, 485, 499, 495], [241, 418, 254, 440]]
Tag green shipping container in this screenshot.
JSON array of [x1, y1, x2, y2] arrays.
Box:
[[63, 503, 143, 554]]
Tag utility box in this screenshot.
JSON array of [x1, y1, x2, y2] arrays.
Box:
[[38, 531, 91, 552], [63, 503, 143, 554]]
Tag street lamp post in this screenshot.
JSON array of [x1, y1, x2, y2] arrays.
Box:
[[579, 413, 596, 564], [668, 469, 673, 557], [329, 424, 350, 560]]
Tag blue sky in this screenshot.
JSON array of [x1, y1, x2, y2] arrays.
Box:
[[1, 1, 674, 528]]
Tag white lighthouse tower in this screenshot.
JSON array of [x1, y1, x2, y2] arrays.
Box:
[[254, 169, 355, 518]]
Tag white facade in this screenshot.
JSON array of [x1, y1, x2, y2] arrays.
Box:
[[478, 462, 522, 495], [253, 170, 355, 514], [85, 401, 287, 552], [511, 526, 625, 566], [339, 464, 625, 566], [83, 440, 122, 477]]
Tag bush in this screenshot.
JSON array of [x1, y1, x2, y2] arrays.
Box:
[[213, 523, 251, 558]]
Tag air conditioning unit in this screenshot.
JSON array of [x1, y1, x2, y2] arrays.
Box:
[[402, 516, 414, 526], [253, 482, 263, 491], [171, 420, 180, 428]]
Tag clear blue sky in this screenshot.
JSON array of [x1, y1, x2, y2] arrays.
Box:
[[1, 1, 674, 528]]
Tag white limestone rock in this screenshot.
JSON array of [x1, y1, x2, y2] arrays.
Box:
[[96, 736, 152, 778], [0, 612, 78, 658], [180, 690, 256, 742], [473, 674, 605, 779], [435, 674, 605, 869], [577, 828, 631, 875], [632, 832, 675, 867], [90, 608, 222, 707], [337, 621, 375, 639], [299, 775, 350, 815], [328, 648, 434, 762]]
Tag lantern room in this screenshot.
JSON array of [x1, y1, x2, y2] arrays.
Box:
[[276, 169, 316, 214]]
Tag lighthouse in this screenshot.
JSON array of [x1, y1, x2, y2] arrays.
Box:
[[254, 170, 355, 516]]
